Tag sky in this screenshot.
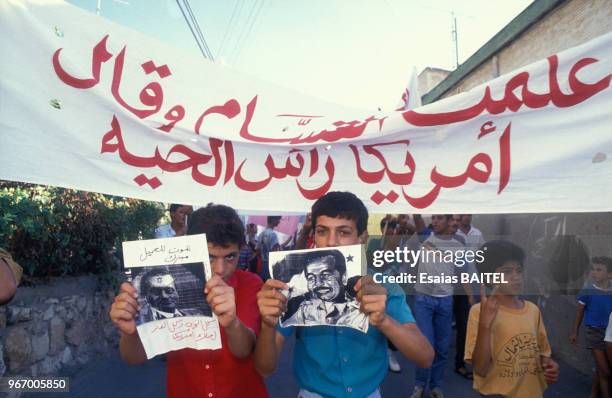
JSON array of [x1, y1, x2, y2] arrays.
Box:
[[66, 0, 533, 110]]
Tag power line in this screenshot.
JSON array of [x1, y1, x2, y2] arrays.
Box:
[[228, 0, 258, 64], [234, 0, 266, 65], [184, 0, 214, 60], [175, 0, 214, 61], [230, 0, 265, 65], [218, 0, 243, 58]]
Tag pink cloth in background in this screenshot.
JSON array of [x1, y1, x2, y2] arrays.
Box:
[[248, 215, 303, 237]]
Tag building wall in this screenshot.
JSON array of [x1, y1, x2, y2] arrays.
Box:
[[417, 68, 450, 98], [440, 0, 612, 99]]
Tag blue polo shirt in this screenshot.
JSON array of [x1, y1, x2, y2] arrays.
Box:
[[278, 283, 414, 398], [577, 283, 612, 327]]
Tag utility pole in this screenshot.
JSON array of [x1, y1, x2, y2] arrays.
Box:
[[452, 11, 459, 69]]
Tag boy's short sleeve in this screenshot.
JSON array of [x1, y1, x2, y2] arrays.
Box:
[[276, 323, 295, 338], [464, 303, 481, 363], [576, 288, 589, 306], [604, 313, 612, 343], [536, 308, 552, 357]]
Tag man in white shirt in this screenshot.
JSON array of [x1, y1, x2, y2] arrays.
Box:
[[455, 214, 485, 251], [155, 204, 193, 238]]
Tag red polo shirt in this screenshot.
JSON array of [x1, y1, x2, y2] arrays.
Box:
[[167, 270, 268, 398]]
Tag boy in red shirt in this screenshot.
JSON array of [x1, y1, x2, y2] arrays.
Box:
[[110, 204, 267, 398]]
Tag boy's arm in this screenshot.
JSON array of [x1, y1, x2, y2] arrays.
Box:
[[536, 307, 557, 383], [110, 282, 147, 365], [119, 332, 147, 365], [569, 303, 585, 345], [541, 356, 559, 384], [254, 279, 288, 376], [472, 285, 499, 377], [378, 316, 433, 368], [462, 282, 475, 306], [254, 323, 285, 377]]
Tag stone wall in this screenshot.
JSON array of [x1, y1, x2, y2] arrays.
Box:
[[0, 276, 118, 378]]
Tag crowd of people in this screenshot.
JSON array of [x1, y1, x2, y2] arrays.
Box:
[[107, 193, 611, 398], [2, 192, 610, 397]]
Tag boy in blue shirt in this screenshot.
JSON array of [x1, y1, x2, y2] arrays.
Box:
[[570, 256, 612, 398], [254, 191, 433, 398]]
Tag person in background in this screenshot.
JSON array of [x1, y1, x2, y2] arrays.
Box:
[[257, 216, 281, 281], [155, 204, 193, 238], [466, 240, 559, 398], [413, 214, 433, 243], [570, 256, 612, 398], [605, 312, 612, 370], [238, 224, 259, 272], [295, 213, 314, 250], [246, 223, 258, 247], [411, 214, 471, 398], [0, 248, 22, 305], [455, 214, 485, 251], [451, 214, 478, 380], [366, 215, 404, 373]]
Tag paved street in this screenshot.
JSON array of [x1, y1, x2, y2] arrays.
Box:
[[25, 332, 590, 398]]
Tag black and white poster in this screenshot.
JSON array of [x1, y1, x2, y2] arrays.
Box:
[[122, 234, 221, 358], [269, 245, 368, 333]]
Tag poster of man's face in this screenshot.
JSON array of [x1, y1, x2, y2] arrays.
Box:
[[130, 262, 212, 325], [269, 245, 368, 333]]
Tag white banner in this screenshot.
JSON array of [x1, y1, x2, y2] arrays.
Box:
[[1, 0, 611, 213]]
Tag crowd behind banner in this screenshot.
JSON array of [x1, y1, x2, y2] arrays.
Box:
[[116, 199, 611, 398], [2, 198, 611, 398]]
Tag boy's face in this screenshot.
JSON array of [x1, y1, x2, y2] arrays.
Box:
[[431, 215, 449, 234], [447, 215, 460, 234], [208, 243, 239, 281], [590, 263, 609, 283], [314, 216, 360, 248], [459, 214, 472, 227], [495, 260, 523, 295], [171, 205, 193, 227]]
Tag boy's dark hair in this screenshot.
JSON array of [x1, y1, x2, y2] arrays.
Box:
[[187, 204, 244, 247], [169, 203, 182, 213], [592, 256, 612, 272], [311, 191, 368, 235], [267, 216, 282, 225], [380, 218, 397, 232], [476, 240, 525, 274]]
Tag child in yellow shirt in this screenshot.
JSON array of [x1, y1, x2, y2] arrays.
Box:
[[464, 240, 559, 398]]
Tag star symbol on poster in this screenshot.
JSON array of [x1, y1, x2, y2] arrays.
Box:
[[346, 255, 354, 262]]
